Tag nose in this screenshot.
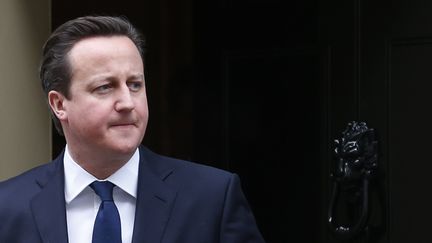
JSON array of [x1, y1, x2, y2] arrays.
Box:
[[114, 86, 135, 112]]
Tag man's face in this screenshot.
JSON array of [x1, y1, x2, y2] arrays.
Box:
[[56, 36, 148, 158]]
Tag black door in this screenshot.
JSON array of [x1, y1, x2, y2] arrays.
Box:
[[322, 0, 432, 242]]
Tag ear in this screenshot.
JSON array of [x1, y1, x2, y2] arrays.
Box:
[[48, 90, 68, 121]]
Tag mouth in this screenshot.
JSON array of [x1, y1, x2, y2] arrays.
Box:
[[113, 124, 135, 127], [110, 122, 138, 128]]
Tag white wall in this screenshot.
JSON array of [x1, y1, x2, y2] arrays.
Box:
[[0, 0, 51, 180]]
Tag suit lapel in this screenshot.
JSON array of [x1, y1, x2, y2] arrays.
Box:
[[27, 147, 176, 243], [132, 147, 177, 243], [31, 154, 69, 243]]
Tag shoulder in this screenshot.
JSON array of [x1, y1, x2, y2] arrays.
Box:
[[0, 161, 58, 241], [0, 160, 57, 205], [0, 162, 52, 188], [139, 146, 238, 201], [140, 146, 234, 184], [139, 147, 265, 242]]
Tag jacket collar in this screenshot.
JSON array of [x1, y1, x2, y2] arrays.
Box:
[[132, 146, 177, 243], [29, 146, 177, 243], [31, 152, 69, 243]]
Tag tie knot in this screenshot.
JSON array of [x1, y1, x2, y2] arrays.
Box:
[[91, 181, 115, 201]]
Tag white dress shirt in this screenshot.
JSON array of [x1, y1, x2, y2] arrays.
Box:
[[64, 145, 139, 243]]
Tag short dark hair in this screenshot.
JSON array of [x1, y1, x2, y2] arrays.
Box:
[[39, 15, 145, 135]]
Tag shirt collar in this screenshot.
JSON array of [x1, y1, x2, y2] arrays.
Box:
[[64, 145, 139, 204]]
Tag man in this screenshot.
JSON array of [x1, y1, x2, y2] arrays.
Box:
[[0, 16, 265, 243]]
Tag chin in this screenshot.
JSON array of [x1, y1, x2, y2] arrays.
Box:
[[113, 139, 141, 154], [114, 143, 139, 154]]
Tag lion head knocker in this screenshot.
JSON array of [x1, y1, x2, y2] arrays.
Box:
[[328, 121, 378, 239]]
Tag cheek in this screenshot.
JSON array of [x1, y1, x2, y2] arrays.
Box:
[[134, 95, 148, 115], [68, 103, 112, 131], [75, 114, 105, 135], [136, 101, 149, 122]]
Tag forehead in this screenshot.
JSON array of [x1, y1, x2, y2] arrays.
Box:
[[67, 36, 142, 66]]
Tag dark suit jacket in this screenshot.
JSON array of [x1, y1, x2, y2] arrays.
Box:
[[0, 146, 265, 243]]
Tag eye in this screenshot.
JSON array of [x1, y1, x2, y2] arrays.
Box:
[[94, 84, 112, 93], [128, 81, 143, 92]]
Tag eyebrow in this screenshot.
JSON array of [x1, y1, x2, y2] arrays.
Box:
[[129, 74, 145, 80], [89, 73, 145, 83]]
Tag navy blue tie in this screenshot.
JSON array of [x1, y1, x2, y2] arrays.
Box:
[[90, 181, 122, 243]]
